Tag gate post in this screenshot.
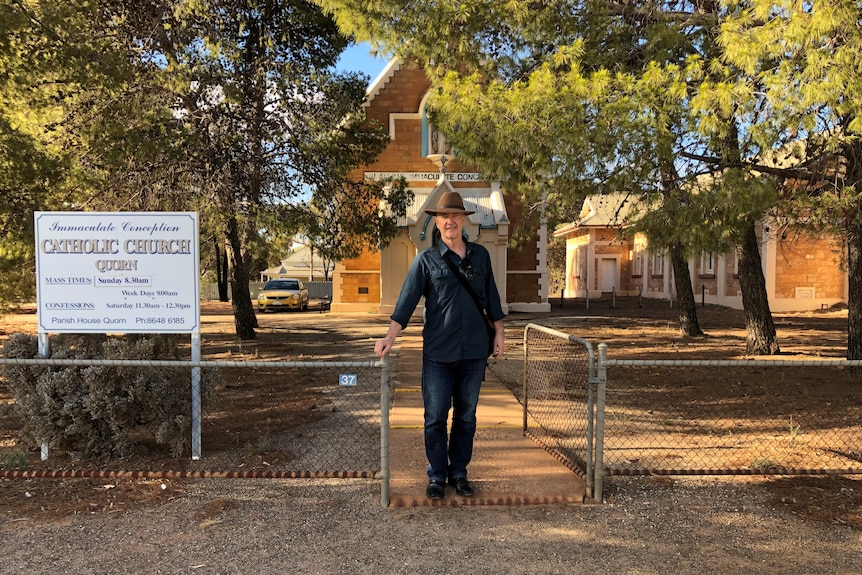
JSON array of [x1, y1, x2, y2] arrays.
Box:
[[379, 355, 391, 507], [594, 343, 608, 502]]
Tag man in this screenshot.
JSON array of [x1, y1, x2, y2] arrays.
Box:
[[374, 191, 505, 499]]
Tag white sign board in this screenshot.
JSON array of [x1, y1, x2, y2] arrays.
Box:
[[34, 212, 200, 334]]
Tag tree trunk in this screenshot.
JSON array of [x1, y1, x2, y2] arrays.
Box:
[[225, 215, 258, 340], [233, 15, 264, 338], [737, 220, 779, 355], [846, 219, 862, 360], [840, 137, 862, 363], [214, 238, 229, 302], [669, 244, 703, 337], [220, 249, 229, 301]]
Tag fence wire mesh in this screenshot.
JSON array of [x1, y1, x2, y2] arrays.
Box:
[[260, 364, 387, 475], [522, 325, 595, 482], [522, 327, 862, 501], [599, 356, 862, 476], [0, 357, 390, 479]]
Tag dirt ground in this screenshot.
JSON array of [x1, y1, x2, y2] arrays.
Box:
[[1, 298, 861, 547]]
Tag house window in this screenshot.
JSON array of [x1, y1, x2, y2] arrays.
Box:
[[632, 246, 643, 277], [651, 252, 664, 277], [701, 252, 715, 276], [571, 249, 581, 282]]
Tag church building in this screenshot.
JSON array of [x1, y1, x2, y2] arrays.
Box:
[[330, 59, 551, 316]]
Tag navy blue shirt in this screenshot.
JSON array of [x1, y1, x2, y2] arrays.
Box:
[[391, 239, 505, 362]]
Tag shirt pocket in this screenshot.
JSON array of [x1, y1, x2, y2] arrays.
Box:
[[467, 256, 489, 283], [428, 262, 453, 292]]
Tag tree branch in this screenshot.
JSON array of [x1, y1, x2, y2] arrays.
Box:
[[601, 1, 720, 28]]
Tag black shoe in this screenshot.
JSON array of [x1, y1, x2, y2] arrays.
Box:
[[449, 477, 474, 497], [426, 480, 445, 499]]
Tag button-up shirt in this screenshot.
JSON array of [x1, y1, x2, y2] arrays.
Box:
[[391, 239, 505, 362]]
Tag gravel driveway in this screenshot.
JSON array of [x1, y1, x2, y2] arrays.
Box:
[[2, 475, 860, 574]]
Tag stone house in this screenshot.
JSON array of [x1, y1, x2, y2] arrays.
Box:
[[259, 245, 329, 282], [554, 192, 847, 312]]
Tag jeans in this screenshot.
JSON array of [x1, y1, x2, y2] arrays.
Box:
[[421, 356, 486, 482]]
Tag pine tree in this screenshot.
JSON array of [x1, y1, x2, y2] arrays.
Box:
[[317, 0, 783, 346], [720, 0, 862, 359], [1, 1, 408, 338]]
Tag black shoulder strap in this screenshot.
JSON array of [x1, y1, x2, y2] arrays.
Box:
[[441, 251, 487, 318]]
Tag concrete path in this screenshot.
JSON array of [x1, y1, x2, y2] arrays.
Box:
[[387, 333, 587, 507]]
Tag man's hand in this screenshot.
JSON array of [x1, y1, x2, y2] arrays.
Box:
[[375, 336, 395, 358], [491, 321, 505, 358]]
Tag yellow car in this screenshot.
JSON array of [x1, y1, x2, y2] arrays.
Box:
[[257, 278, 309, 312]]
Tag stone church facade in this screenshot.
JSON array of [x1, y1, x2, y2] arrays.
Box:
[[330, 60, 550, 316]]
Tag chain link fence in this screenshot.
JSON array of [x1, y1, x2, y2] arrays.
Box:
[[11, 325, 862, 507], [0, 356, 394, 505], [523, 325, 862, 502], [598, 351, 862, 478], [262, 361, 391, 475]]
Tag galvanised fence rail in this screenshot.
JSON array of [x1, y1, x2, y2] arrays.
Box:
[[523, 325, 862, 503], [0, 357, 394, 506]]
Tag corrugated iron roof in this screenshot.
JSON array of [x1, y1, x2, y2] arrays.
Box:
[[576, 192, 638, 227], [398, 186, 504, 229], [553, 193, 640, 237]]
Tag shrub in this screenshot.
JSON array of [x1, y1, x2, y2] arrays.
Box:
[[2, 333, 219, 458]]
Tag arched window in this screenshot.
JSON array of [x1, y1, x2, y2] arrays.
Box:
[[421, 104, 453, 159]]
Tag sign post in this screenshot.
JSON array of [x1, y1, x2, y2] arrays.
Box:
[[34, 212, 202, 458]]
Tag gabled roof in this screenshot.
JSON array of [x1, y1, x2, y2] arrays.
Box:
[[363, 58, 402, 108], [260, 245, 325, 280], [578, 192, 638, 226], [554, 192, 639, 237], [363, 59, 509, 233]]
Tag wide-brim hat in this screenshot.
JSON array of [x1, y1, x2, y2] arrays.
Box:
[[424, 191, 475, 216]]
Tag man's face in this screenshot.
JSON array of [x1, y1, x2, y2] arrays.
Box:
[[436, 213, 465, 242]]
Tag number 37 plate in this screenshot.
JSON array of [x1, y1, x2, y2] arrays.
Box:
[[339, 374, 358, 387]]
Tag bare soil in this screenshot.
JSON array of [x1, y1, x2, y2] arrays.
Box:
[[1, 298, 861, 573]]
